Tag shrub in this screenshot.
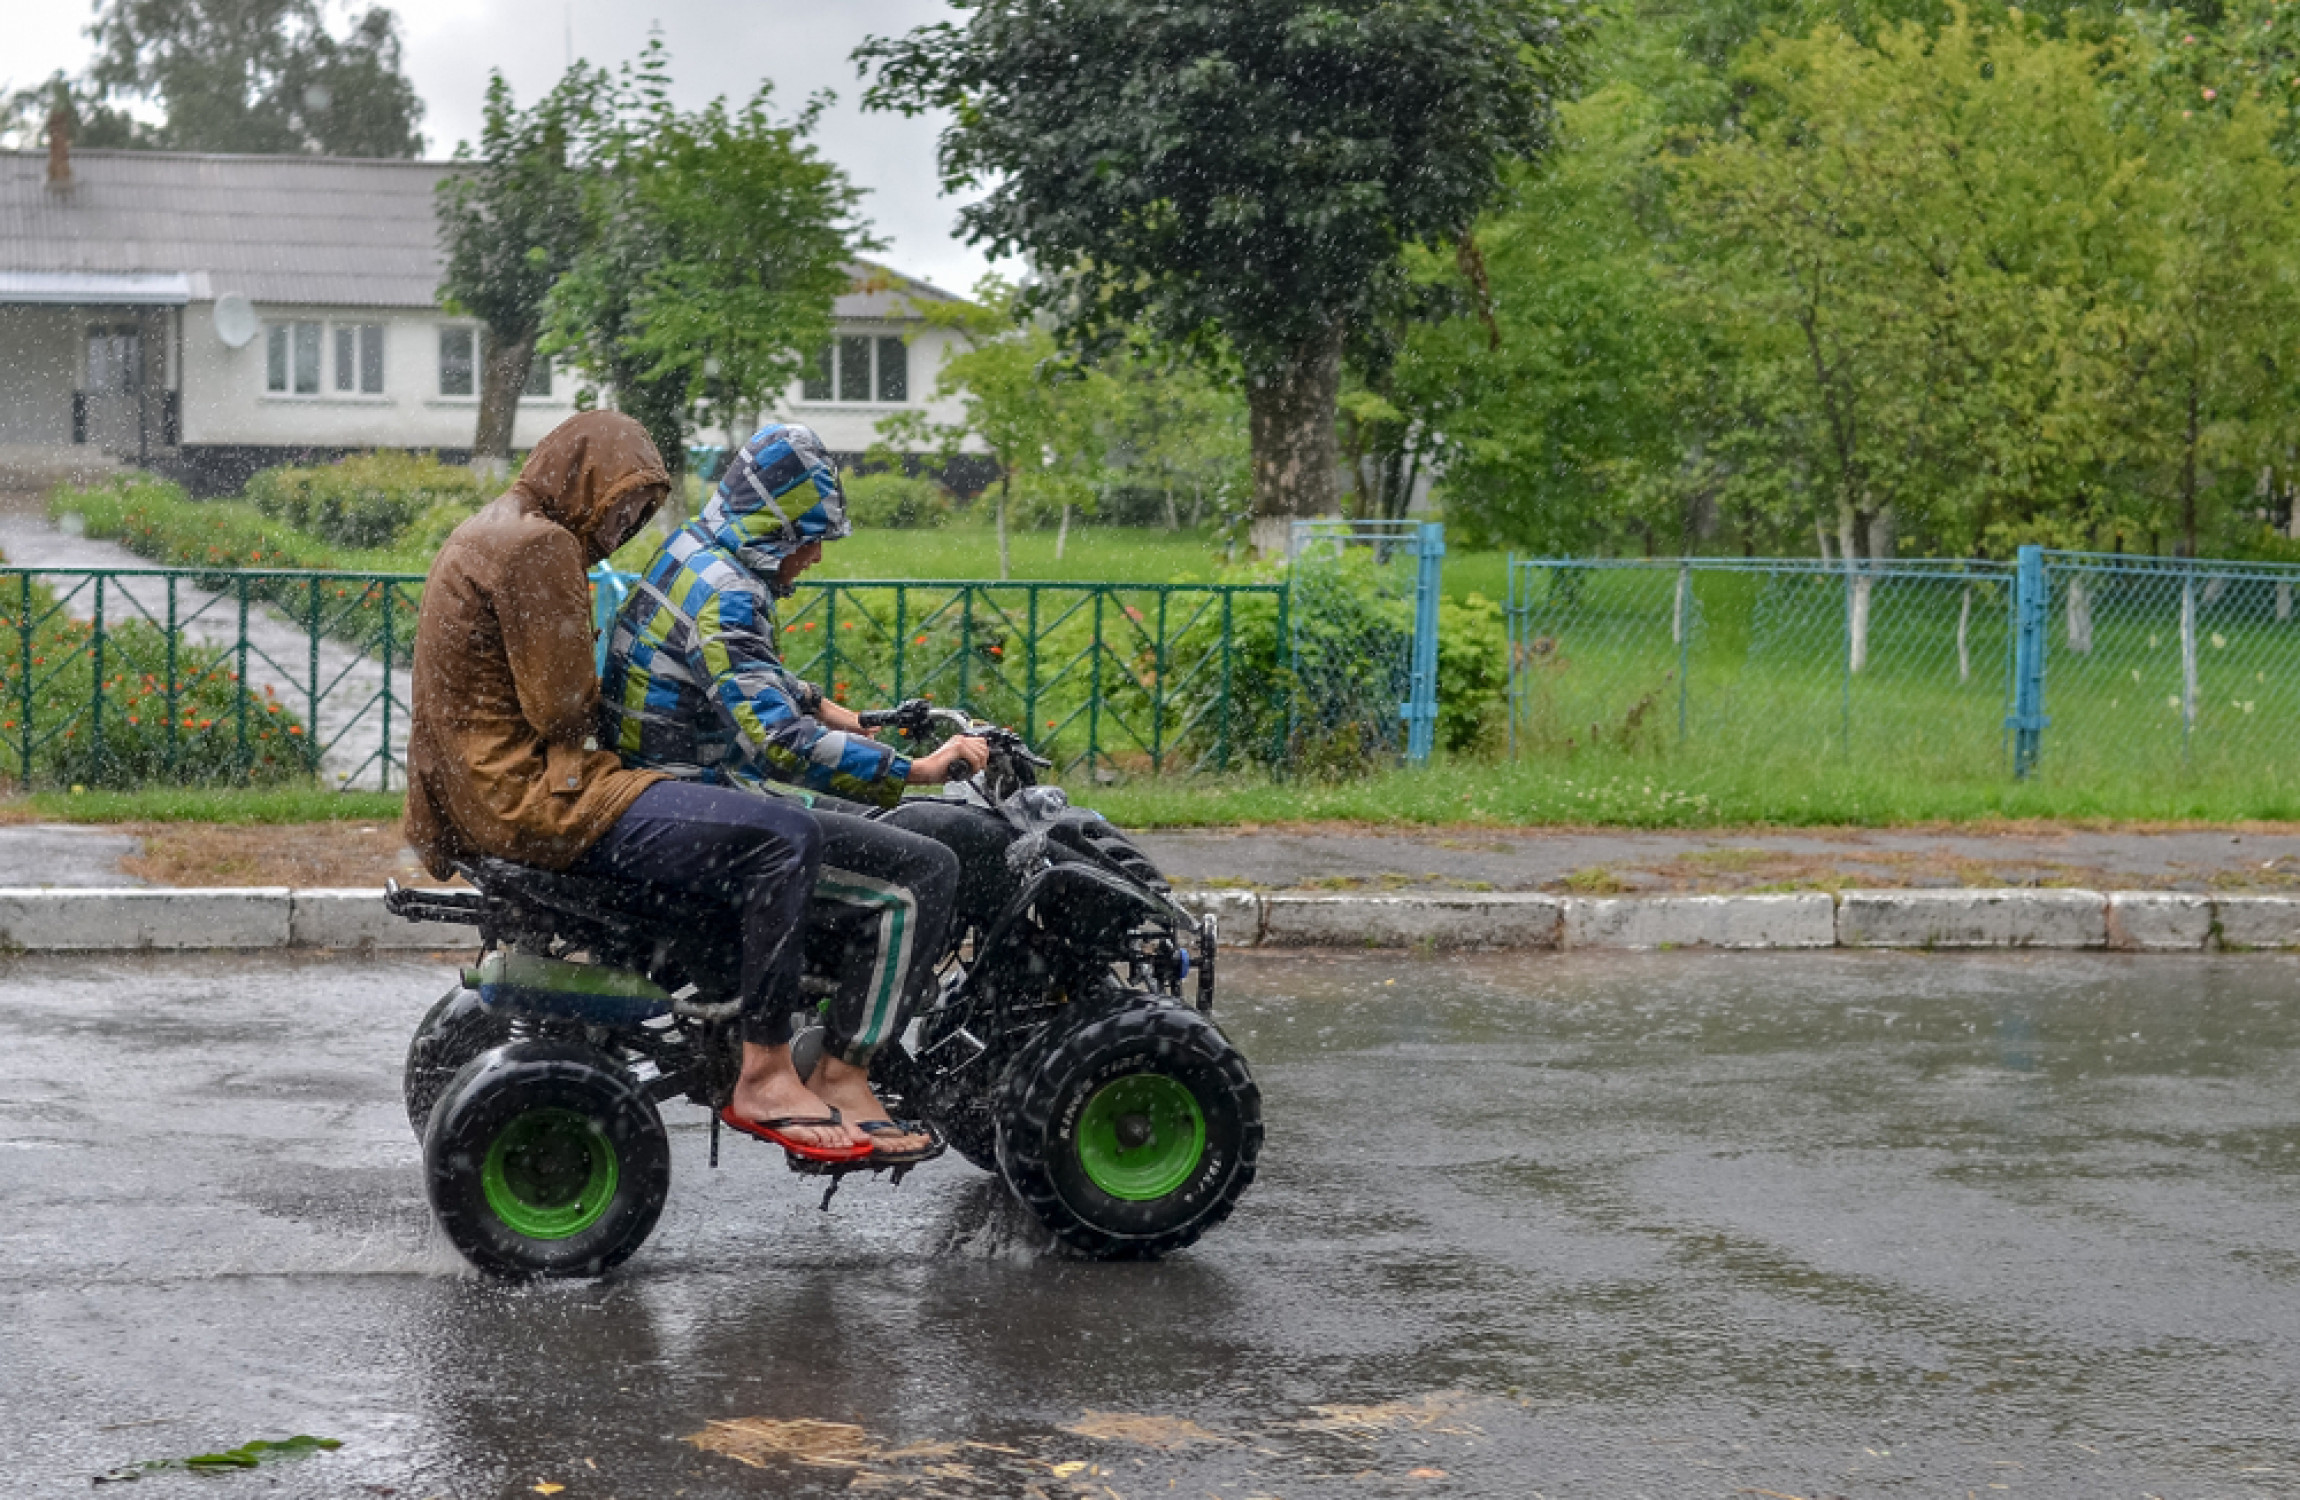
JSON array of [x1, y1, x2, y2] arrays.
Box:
[[51, 476, 424, 665], [0, 569, 310, 789], [1141, 551, 1509, 775], [843, 471, 951, 530], [1436, 592, 1509, 755], [246, 452, 492, 549]]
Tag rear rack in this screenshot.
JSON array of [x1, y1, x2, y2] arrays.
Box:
[[383, 879, 484, 927]]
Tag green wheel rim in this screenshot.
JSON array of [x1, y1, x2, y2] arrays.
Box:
[[1075, 1072, 1206, 1201], [481, 1107, 619, 1240]]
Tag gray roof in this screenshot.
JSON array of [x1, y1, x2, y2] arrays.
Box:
[[0, 147, 962, 317], [0, 149, 448, 307]]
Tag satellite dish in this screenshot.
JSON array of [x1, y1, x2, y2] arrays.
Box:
[[212, 293, 257, 349]]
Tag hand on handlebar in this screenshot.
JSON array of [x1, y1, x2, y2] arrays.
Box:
[[906, 733, 991, 784]]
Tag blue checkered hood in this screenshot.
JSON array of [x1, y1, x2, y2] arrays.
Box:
[[697, 423, 850, 591]]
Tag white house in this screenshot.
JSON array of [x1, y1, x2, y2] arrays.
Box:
[[0, 133, 978, 495]]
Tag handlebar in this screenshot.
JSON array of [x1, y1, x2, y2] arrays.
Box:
[[853, 699, 1052, 772]]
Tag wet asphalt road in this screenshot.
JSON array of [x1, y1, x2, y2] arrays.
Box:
[[3, 951, 2299, 1499]]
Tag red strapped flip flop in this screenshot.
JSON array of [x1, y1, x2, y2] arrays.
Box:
[[718, 1106, 873, 1164]]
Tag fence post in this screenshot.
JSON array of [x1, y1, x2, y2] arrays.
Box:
[[2008, 545, 2050, 778], [1403, 521, 1444, 765], [379, 583, 394, 793], [1674, 561, 1691, 745], [2181, 567, 2198, 762], [1504, 556, 1518, 760], [89, 576, 106, 778], [14, 574, 31, 784]]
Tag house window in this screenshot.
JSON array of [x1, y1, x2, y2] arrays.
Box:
[[266, 321, 322, 395], [523, 353, 552, 399], [802, 335, 909, 404], [334, 324, 384, 395], [837, 336, 872, 402], [876, 336, 907, 402], [438, 327, 476, 397]]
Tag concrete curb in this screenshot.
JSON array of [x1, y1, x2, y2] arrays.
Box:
[[4, 886, 2300, 954]]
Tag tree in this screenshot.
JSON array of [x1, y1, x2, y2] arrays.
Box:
[[436, 69, 596, 476], [859, 0, 1589, 547], [880, 277, 1117, 577], [543, 41, 870, 486], [77, 0, 423, 155]]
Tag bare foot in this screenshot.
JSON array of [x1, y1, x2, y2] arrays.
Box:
[[810, 1055, 929, 1154], [730, 1042, 847, 1151]]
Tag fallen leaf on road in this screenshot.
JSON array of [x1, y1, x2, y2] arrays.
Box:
[[1050, 1460, 1088, 1477], [688, 1417, 874, 1468], [1062, 1411, 1226, 1450], [532, 1485, 563, 1496], [1298, 1393, 1482, 1437], [1409, 1469, 1448, 1479]]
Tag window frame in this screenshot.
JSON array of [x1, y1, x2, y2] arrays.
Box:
[[331, 323, 385, 396], [266, 318, 382, 399], [797, 330, 916, 407], [264, 319, 325, 397], [437, 325, 478, 400]]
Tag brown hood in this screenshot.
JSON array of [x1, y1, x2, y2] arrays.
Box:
[[510, 410, 671, 563]]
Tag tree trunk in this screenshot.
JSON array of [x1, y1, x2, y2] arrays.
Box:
[[1162, 487, 1180, 532], [1055, 501, 1072, 562], [1245, 323, 1345, 556], [996, 472, 1012, 581], [473, 327, 538, 480]]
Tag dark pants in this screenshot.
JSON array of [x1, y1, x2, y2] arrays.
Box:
[[812, 809, 960, 1066], [881, 799, 1022, 933], [570, 781, 821, 1048]]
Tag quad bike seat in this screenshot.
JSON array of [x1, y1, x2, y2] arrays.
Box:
[[463, 855, 735, 932]]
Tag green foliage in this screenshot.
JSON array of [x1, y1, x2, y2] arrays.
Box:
[[1418, 3, 2300, 562], [244, 451, 491, 549], [50, 476, 423, 665], [1436, 593, 1509, 754], [0, 572, 309, 790], [859, 0, 1590, 521], [435, 68, 594, 463], [842, 471, 951, 530], [545, 40, 870, 479], [73, 0, 422, 155]]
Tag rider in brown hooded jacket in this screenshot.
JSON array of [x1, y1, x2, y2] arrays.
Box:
[[406, 412, 856, 1161]]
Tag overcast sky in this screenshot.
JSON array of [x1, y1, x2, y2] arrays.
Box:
[[7, 0, 1011, 295]]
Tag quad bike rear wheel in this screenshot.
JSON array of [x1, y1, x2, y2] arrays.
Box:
[[423, 1040, 670, 1279], [403, 984, 511, 1139], [997, 999, 1260, 1258]]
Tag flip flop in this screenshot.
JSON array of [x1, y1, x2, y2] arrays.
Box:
[[857, 1117, 947, 1167], [719, 1106, 873, 1164]]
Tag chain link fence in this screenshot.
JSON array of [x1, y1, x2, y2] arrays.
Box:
[[1282, 521, 1443, 774], [1506, 549, 2300, 783]]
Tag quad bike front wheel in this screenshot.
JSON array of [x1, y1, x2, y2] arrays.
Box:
[[403, 984, 511, 1139], [997, 999, 1260, 1259], [423, 1040, 670, 1279]]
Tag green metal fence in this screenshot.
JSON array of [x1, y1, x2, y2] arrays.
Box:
[[2, 566, 421, 792], [1506, 549, 2300, 784], [596, 572, 1289, 779], [4, 565, 1286, 791]]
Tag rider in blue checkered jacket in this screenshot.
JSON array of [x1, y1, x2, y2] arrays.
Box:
[[598, 423, 989, 1167]]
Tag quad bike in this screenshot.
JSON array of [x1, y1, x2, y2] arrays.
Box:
[[388, 702, 1261, 1278]]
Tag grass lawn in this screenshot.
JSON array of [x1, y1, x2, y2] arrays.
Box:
[[0, 786, 407, 825], [758, 512, 1517, 604], [12, 749, 2300, 829]]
